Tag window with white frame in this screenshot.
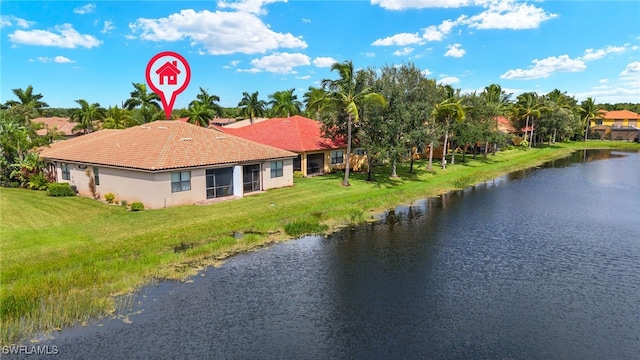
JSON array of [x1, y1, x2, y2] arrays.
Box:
[[330, 150, 344, 165], [171, 171, 191, 192], [61, 163, 70, 180], [270, 161, 283, 178]]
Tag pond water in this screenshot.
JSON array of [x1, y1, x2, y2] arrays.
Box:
[[17, 150, 640, 359]]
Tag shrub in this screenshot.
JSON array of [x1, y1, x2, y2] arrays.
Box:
[[27, 173, 48, 190], [120, 200, 128, 208], [104, 193, 115, 204], [130, 202, 144, 211], [293, 171, 305, 178], [47, 183, 75, 197]]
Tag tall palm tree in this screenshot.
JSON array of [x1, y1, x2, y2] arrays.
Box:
[[124, 83, 161, 123], [4, 85, 49, 123], [101, 106, 127, 129], [190, 87, 223, 118], [71, 99, 106, 134], [303, 86, 329, 120], [238, 91, 267, 124], [579, 97, 600, 141], [321, 60, 386, 186], [431, 85, 465, 169], [268, 88, 302, 118], [186, 102, 215, 127], [513, 92, 542, 148]]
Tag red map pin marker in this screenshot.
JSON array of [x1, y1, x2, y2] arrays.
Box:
[[145, 51, 191, 119]]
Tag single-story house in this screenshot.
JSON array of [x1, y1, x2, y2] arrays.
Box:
[[33, 117, 83, 140], [39, 120, 297, 209], [217, 115, 366, 176]]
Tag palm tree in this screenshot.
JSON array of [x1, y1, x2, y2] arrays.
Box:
[[432, 84, 465, 169], [186, 102, 215, 127], [71, 99, 106, 134], [268, 88, 302, 118], [579, 97, 600, 141], [513, 92, 542, 148], [321, 60, 386, 186], [124, 83, 161, 123], [303, 86, 329, 120], [4, 85, 49, 123], [190, 87, 222, 118], [238, 91, 267, 124], [101, 106, 128, 129]]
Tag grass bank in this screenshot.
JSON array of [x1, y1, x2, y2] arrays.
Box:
[[1, 141, 638, 344]]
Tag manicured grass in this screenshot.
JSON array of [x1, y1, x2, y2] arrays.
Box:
[[1, 141, 638, 344]]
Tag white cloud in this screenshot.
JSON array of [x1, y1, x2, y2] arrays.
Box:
[[599, 78, 609, 83], [101, 21, 115, 34], [372, 32, 423, 46], [421, 69, 432, 76], [620, 61, 640, 87], [217, 0, 285, 15], [295, 75, 311, 80], [581, 45, 630, 61], [129, 9, 307, 55], [438, 76, 460, 85], [371, 0, 474, 10], [462, 0, 557, 30], [8, 24, 102, 48], [313, 57, 337, 68], [422, 19, 457, 42], [302, 18, 311, 23], [362, 52, 376, 58], [248, 52, 310, 73], [237, 68, 262, 73], [393, 47, 414, 56], [500, 55, 586, 80], [444, 43, 465, 57], [1, 15, 34, 28], [74, 3, 96, 15], [37, 56, 75, 63], [573, 87, 640, 104]]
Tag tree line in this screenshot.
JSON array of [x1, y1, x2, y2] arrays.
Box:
[[1, 61, 638, 188]]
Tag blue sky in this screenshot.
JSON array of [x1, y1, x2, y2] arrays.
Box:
[[2, 0, 639, 110]]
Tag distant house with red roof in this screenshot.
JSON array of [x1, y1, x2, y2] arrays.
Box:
[[32, 117, 83, 140], [217, 115, 366, 176], [590, 109, 640, 141], [495, 116, 515, 134], [595, 109, 640, 128], [39, 121, 296, 209]]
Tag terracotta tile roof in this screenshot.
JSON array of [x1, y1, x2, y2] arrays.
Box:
[[39, 120, 296, 171], [495, 116, 515, 133], [598, 110, 640, 120], [219, 115, 345, 152], [32, 117, 82, 137]]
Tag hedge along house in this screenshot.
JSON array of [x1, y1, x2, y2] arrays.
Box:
[[218, 115, 366, 177], [39, 120, 297, 209]]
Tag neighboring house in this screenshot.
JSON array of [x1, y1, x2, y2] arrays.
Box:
[[33, 117, 83, 140], [590, 110, 640, 141], [495, 116, 516, 134], [218, 115, 366, 176], [595, 109, 640, 128], [39, 120, 297, 209]]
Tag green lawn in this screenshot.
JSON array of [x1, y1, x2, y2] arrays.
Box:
[[1, 141, 638, 344]]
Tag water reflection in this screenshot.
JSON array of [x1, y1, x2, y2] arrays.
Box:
[[16, 150, 640, 360]]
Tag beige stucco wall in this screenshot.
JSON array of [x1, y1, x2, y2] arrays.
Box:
[[54, 162, 209, 209], [51, 160, 295, 209], [262, 158, 294, 190]]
